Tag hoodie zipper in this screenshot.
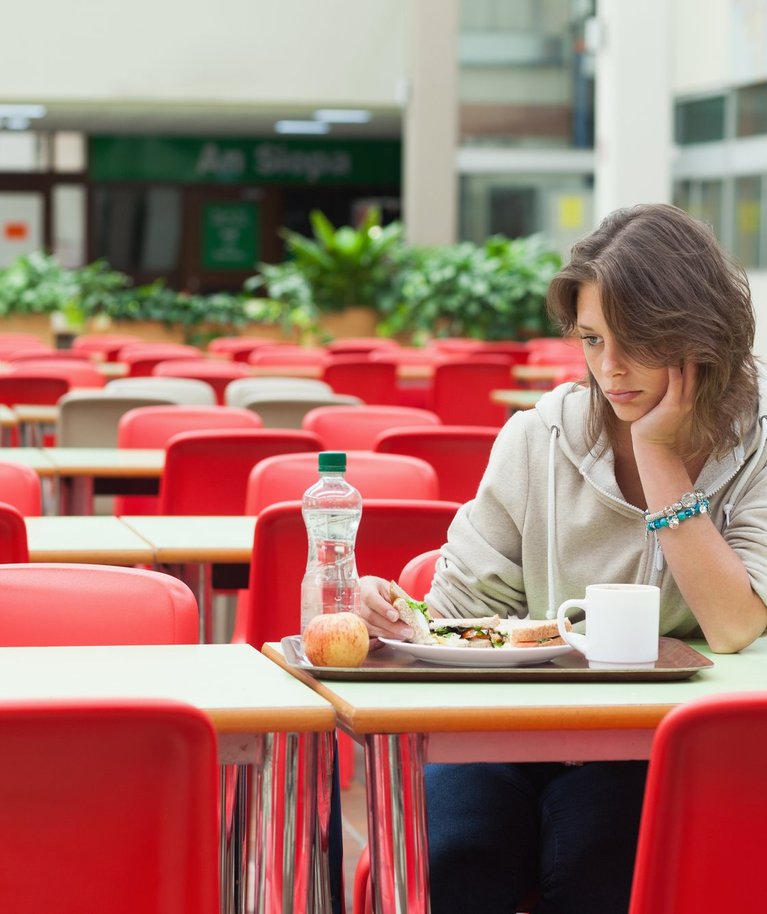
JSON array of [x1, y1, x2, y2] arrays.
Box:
[[580, 470, 665, 585]]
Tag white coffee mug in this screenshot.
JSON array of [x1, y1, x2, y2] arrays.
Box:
[[556, 583, 660, 669]]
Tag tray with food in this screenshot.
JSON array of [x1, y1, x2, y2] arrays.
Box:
[[282, 582, 713, 682]]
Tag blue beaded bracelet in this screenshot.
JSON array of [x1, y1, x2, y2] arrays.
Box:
[[645, 491, 710, 534]]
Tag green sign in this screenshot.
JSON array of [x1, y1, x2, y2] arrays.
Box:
[[201, 202, 260, 270], [89, 136, 401, 186]]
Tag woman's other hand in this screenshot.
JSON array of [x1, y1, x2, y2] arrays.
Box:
[[359, 575, 415, 640], [631, 362, 698, 454]]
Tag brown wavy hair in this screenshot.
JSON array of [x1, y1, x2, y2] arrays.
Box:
[[546, 203, 759, 459]]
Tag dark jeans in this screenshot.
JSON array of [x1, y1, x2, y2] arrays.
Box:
[[426, 760, 648, 914]]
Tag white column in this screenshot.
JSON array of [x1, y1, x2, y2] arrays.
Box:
[[402, 0, 459, 245], [593, 0, 673, 220]]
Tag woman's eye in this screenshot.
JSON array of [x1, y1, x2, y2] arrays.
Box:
[[581, 335, 601, 348]]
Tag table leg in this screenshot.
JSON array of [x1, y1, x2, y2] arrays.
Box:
[[249, 731, 333, 914], [162, 562, 213, 643], [365, 732, 430, 914], [58, 476, 94, 515]]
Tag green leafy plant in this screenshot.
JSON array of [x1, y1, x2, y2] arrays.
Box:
[[378, 234, 562, 342], [250, 206, 405, 316]]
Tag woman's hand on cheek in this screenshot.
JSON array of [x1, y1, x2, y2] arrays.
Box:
[[631, 362, 697, 453]]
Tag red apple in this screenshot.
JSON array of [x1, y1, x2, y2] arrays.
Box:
[[303, 612, 370, 668]]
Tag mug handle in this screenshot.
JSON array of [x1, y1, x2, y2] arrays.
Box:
[[557, 599, 587, 654]]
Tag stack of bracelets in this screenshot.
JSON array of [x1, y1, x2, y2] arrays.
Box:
[[644, 489, 711, 536]]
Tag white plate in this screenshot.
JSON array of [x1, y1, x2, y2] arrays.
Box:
[[377, 637, 573, 668]]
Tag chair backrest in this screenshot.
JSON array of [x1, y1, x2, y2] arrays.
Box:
[[8, 360, 106, 388], [245, 451, 440, 514], [240, 498, 460, 647], [225, 376, 333, 407], [398, 549, 441, 601], [152, 359, 251, 404], [0, 461, 42, 515], [243, 392, 363, 429], [0, 563, 199, 644], [0, 332, 45, 348], [115, 405, 264, 514], [302, 404, 441, 450], [0, 699, 218, 914], [121, 346, 201, 377], [322, 356, 399, 405], [629, 691, 767, 914], [158, 428, 322, 515], [373, 425, 499, 503], [106, 376, 218, 405], [207, 335, 286, 361], [0, 375, 70, 407], [0, 502, 29, 563], [57, 392, 177, 446], [429, 359, 512, 425], [71, 333, 142, 361], [369, 346, 447, 366]]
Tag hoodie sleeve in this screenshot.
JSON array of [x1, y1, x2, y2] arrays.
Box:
[[426, 412, 532, 620]]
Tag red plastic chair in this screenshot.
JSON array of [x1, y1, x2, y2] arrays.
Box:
[[245, 451, 440, 514], [0, 502, 29, 563], [4, 349, 93, 362], [115, 405, 264, 514], [397, 549, 440, 600], [322, 355, 399, 405], [158, 428, 322, 515], [302, 404, 441, 450], [238, 498, 460, 649], [0, 375, 70, 408], [208, 336, 295, 362], [0, 332, 45, 348], [0, 563, 199, 644], [7, 359, 106, 388], [0, 699, 219, 914], [71, 333, 142, 361], [248, 345, 328, 367], [429, 358, 512, 425], [0, 375, 70, 444], [374, 425, 499, 503], [121, 345, 202, 377], [152, 358, 251, 405], [629, 691, 767, 914], [0, 461, 42, 515]]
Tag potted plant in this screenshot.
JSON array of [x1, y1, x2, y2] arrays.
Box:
[[378, 233, 562, 343], [248, 206, 406, 340]]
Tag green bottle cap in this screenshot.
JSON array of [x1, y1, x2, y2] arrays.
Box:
[[318, 451, 346, 473]]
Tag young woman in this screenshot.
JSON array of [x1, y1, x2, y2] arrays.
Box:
[[359, 203, 767, 913]]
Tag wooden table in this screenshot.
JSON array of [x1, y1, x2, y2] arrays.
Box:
[[121, 515, 257, 642], [44, 447, 165, 514], [25, 515, 156, 564], [263, 637, 767, 914], [0, 643, 336, 914], [490, 388, 543, 413]]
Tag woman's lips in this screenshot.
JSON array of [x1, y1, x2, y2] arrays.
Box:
[[606, 389, 641, 404]]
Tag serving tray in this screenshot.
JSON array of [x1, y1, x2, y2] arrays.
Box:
[[280, 635, 713, 682]]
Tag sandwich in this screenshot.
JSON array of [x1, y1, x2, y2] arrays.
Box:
[[508, 618, 572, 648], [389, 580, 572, 649], [389, 580, 434, 645]]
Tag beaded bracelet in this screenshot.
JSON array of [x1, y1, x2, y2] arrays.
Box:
[[644, 489, 710, 535]]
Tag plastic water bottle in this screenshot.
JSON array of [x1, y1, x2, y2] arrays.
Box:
[[300, 451, 362, 633]]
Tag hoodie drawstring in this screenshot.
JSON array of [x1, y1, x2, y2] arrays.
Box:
[[546, 425, 560, 619]]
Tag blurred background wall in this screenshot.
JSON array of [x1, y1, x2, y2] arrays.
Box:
[[2, 0, 767, 355]]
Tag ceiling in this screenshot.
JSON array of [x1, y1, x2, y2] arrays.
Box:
[[24, 102, 404, 140]]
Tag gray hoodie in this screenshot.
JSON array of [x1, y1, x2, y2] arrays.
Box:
[[428, 379, 767, 639]]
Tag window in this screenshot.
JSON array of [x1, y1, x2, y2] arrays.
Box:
[[674, 96, 726, 145], [735, 82, 767, 138], [733, 176, 762, 268]]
